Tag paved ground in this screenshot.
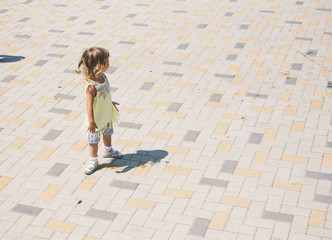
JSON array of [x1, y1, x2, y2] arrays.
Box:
[[0, 0, 332, 239]]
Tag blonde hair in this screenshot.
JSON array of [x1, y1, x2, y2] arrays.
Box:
[[76, 47, 109, 82]]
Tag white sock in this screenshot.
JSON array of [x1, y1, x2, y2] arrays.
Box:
[[89, 156, 98, 163], [105, 145, 113, 152]]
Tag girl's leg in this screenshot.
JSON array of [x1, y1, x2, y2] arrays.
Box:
[[85, 132, 100, 175], [103, 135, 112, 148], [89, 143, 98, 157]]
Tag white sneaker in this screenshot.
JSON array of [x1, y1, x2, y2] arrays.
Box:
[[84, 160, 98, 175]]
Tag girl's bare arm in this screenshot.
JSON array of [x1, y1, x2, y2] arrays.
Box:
[[86, 85, 98, 133]]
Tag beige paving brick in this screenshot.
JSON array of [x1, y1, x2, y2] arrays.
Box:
[[292, 121, 305, 132], [209, 212, 229, 230], [40, 184, 62, 200], [309, 210, 326, 228], [234, 168, 262, 178], [215, 123, 229, 134], [282, 154, 308, 163], [285, 106, 298, 116], [164, 165, 191, 175], [221, 196, 251, 208], [273, 181, 302, 191], [0, 176, 13, 191], [72, 140, 88, 152], [218, 141, 233, 153], [164, 188, 193, 199], [116, 139, 141, 148], [36, 147, 56, 160], [165, 146, 190, 154], [322, 154, 332, 167], [9, 137, 28, 149], [253, 151, 269, 164], [78, 176, 100, 191], [33, 117, 50, 128], [65, 111, 81, 120], [127, 198, 156, 210], [45, 220, 76, 232]]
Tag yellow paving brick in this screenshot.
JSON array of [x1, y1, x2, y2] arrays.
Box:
[[164, 165, 191, 175], [164, 111, 187, 118], [36, 147, 56, 160], [149, 131, 172, 139], [279, 92, 291, 101], [151, 87, 171, 93], [218, 141, 233, 153], [223, 113, 246, 119], [85, 237, 103, 240], [215, 123, 229, 134], [8, 47, 20, 54], [119, 53, 131, 60], [263, 129, 277, 141], [0, 176, 13, 191], [72, 140, 87, 152], [234, 168, 262, 178], [249, 50, 259, 56], [189, 67, 207, 72], [11, 80, 28, 85], [78, 176, 100, 191], [257, 71, 268, 78], [8, 64, 22, 71], [273, 181, 302, 191], [116, 139, 141, 148], [222, 35, 232, 42], [324, 57, 332, 64], [233, 75, 244, 84], [221, 196, 251, 208], [285, 106, 298, 116], [178, 53, 190, 60], [134, 162, 153, 176], [165, 145, 190, 154], [253, 60, 263, 67], [229, 64, 240, 72], [140, 55, 158, 60], [282, 154, 308, 163], [203, 58, 214, 65], [209, 212, 229, 230], [40, 96, 61, 103], [253, 151, 269, 164], [322, 154, 332, 167], [40, 184, 62, 200], [235, 88, 248, 96], [2, 117, 24, 125], [292, 121, 305, 132], [127, 198, 156, 210], [311, 100, 323, 110], [315, 92, 332, 97], [320, 69, 330, 77], [164, 188, 193, 198], [33, 117, 50, 128], [296, 82, 316, 87], [65, 111, 81, 120], [130, 62, 142, 69], [45, 220, 76, 232], [0, 87, 10, 96], [9, 137, 28, 149], [149, 100, 171, 107], [121, 107, 143, 113], [251, 106, 273, 113], [29, 70, 43, 78], [309, 210, 326, 228], [205, 89, 225, 94]]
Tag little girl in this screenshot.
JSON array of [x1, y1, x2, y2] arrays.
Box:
[[76, 47, 122, 175]]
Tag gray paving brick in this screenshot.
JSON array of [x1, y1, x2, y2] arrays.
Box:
[[85, 20, 96, 24], [163, 72, 184, 77], [12, 204, 42, 216], [189, 217, 210, 236], [262, 210, 294, 222], [246, 93, 268, 99], [118, 122, 142, 129], [291, 63, 303, 70], [221, 160, 238, 173], [110, 179, 139, 190], [235, 43, 246, 49], [183, 130, 200, 142], [295, 37, 313, 41], [285, 77, 297, 85], [226, 54, 238, 61], [133, 23, 148, 27], [54, 93, 76, 100], [15, 35, 31, 38], [215, 73, 234, 79], [47, 163, 68, 176], [118, 41, 136, 45], [48, 107, 71, 115], [79, 32, 94, 35], [167, 103, 182, 112], [42, 129, 62, 141], [49, 30, 64, 33], [209, 93, 223, 102], [248, 133, 263, 144], [47, 53, 65, 58], [2, 75, 16, 82], [140, 82, 154, 90], [126, 14, 137, 18], [197, 24, 208, 29], [51, 44, 68, 48], [19, 17, 30, 22], [314, 194, 332, 204], [200, 177, 228, 187], [305, 171, 332, 181], [67, 16, 78, 21], [240, 24, 249, 29], [34, 60, 48, 66], [177, 43, 189, 49], [225, 12, 234, 16], [163, 61, 182, 66], [260, 10, 275, 13], [286, 21, 302, 24]]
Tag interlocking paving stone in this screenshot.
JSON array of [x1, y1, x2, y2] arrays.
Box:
[[167, 103, 182, 112], [110, 179, 139, 190], [163, 72, 184, 77], [177, 43, 189, 49], [2, 75, 16, 82], [190, 218, 210, 236], [42, 129, 62, 141], [183, 130, 200, 142], [54, 93, 76, 100], [226, 54, 238, 61], [12, 204, 42, 216], [34, 60, 48, 66], [47, 163, 68, 177], [246, 93, 269, 99], [209, 93, 223, 102], [140, 82, 154, 90], [305, 171, 332, 181], [215, 73, 235, 79], [48, 108, 71, 115], [291, 63, 303, 71], [314, 194, 332, 204], [200, 177, 228, 187], [248, 133, 263, 144], [118, 122, 142, 129], [221, 160, 238, 173], [263, 211, 294, 223], [285, 77, 297, 85], [87, 208, 117, 221]]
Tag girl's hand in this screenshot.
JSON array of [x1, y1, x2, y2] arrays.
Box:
[[88, 121, 98, 133], [112, 101, 120, 112]]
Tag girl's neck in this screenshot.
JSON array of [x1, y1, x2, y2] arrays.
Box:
[[94, 74, 104, 83]]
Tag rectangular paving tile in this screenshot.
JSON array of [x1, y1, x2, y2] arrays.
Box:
[[118, 122, 142, 129], [260, 10, 275, 13], [246, 92, 268, 99], [85, 20, 96, 24], [140, 82, 154, 90], [163, 72, 184, 77], [54, 93, 76, 100], [163, 61, 182, 66], [263, 210, 294, 222], [286, 21, 302, 24], [19, 17, 30, 22], [215, 74, 234, 79], [248, 133, 263, 144], [78, 32, 94, 36], [221, 160, 238, 173], [12, 204, 42, 216], [295, 37, 313, 41], [183, 130, 200, 142], [305, 171, 332, 181], [2, 75, 16, 82], [235, 43, 245, 49], [34, 60, 48, 66], [209, 93, 223, 102], [314, 194, 332, 204], [119, 41, 136, 45], [285, 77, 297, 85], [200, 177, 228, 187], [291, 63, 303, 70], [47, 53, 65, 58], [67, 16, 78, 21], [43, 129, 62, 141], [48, 108, 71, 115], [49, 30, 64, 33], [110, 179, 139, 190], [15, 35, 31, 38], [64, 69, 76, 74], [167, 103, 182, 112], [47, 163, 68, 177], [177, 43, 189, 49], [226, 54, 238, 61], [133, 23, 149, 27], [190, 218, 210, 236], [51, 44, 69, 48], [197, 24, 208, 29], [240, 24, 249, 29], [225, 12, 234, 16], [126, 14, 137, 18]]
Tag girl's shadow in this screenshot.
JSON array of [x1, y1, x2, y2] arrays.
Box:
[[98, 150, 168, 173], [0, 55, 25, 63]]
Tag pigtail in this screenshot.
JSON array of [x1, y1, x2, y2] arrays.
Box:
[[76, 58, 83, 74]]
